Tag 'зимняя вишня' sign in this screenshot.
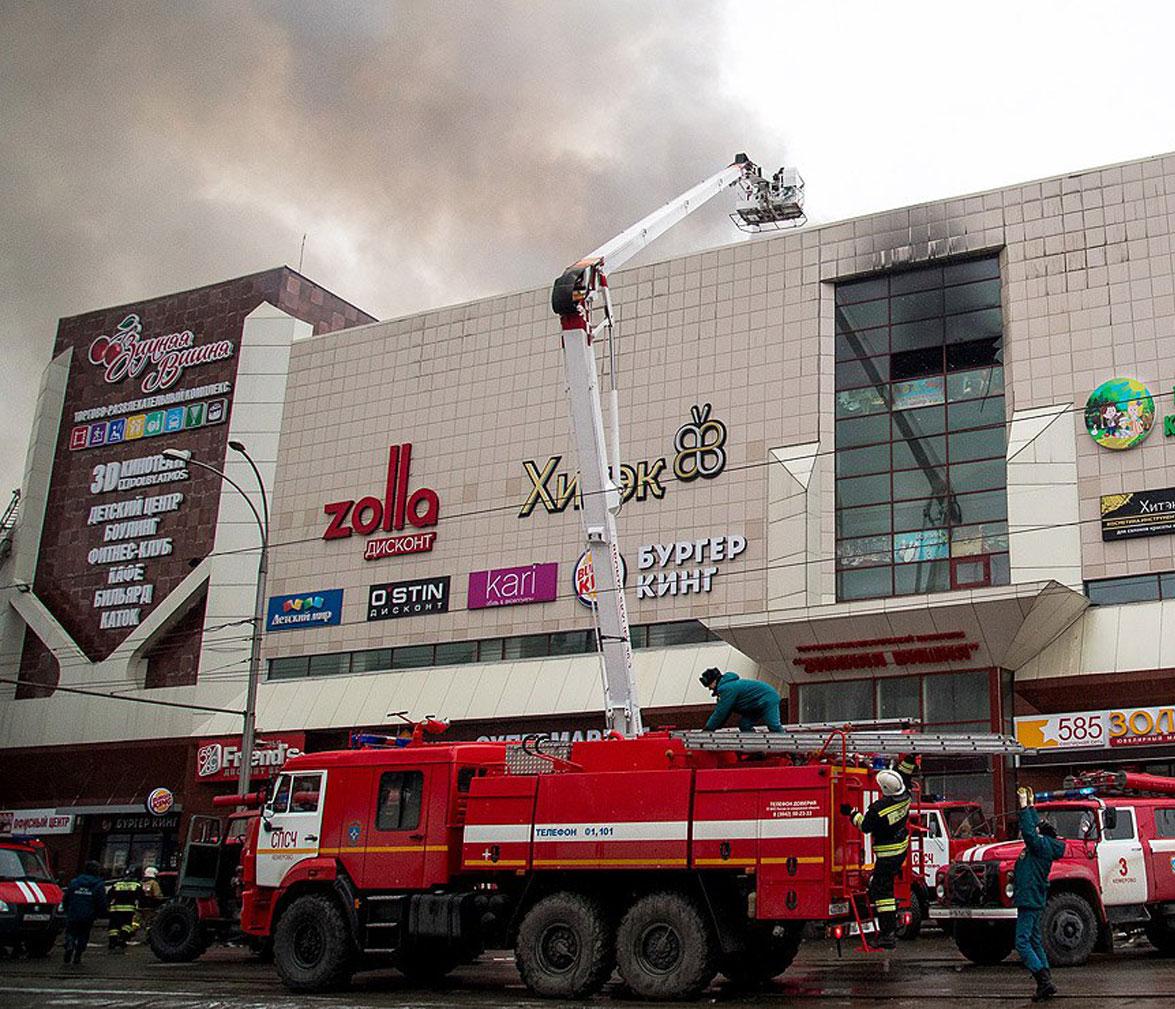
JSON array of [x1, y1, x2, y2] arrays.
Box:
[[1101, 487, 1175, 541]]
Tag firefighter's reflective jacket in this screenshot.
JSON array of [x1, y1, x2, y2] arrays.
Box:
[[851, 755, 917, 859]]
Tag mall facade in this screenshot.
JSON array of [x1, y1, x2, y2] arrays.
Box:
[[4, 152, 1175, 875]]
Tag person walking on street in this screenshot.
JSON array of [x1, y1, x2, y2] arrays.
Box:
[[62, 861, 108, 965], [840, 754, 918, 949], [700, 668, 784, 732], [107, 868, 142, 952], [1014, 787, 1065, 1001]]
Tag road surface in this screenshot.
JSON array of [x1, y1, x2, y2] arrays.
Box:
[[1, 934, 1172, 1007]]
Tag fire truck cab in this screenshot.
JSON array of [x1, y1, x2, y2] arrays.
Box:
[[0, 836, 64, 957], [905, 800, 995, 937], [932, 772, 1175, 965], [240, 732, 913, 999]]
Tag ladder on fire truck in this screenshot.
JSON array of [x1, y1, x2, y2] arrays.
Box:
[[671, 727, 1032, 952], [551, 156, 805, 738], [671, 728, 1031, 756]]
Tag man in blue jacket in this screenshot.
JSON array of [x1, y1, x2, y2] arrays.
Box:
[[700, 668, 783, 732], [1014, 787, 1066, 1002], [62, 861, 108, 965]]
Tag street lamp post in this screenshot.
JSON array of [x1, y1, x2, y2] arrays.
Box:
[[162, 442, 269, 797]]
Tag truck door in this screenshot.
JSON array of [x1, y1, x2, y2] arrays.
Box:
[[365, 766, 430, 890], [256, 770, 327, 888], [177, 815, 223, 897], [1096, 805, 1148, 906], [915, 812, 949, 887], [1145, 806, 1175, 902]]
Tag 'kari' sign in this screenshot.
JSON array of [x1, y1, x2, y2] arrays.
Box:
[[468, 563, 558, 609], [266, 589, 344, 631]]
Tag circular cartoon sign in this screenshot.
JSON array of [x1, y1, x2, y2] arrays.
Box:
[[145, 787, 175, 816], [1084, 378, 1155, 450], [573, 549, 627, 608]]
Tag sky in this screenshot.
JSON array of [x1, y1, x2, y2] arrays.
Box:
[[2, 0, 1175, 498]]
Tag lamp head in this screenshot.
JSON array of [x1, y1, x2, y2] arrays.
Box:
[[161, 448, 191, 462], [229, 440, 246, 453]]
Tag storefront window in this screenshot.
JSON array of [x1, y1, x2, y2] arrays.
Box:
[[877, 677, 920, 720], [798, 680, 872, 723], [835, 256, 1009, 601], [924, 670, 989, 725]]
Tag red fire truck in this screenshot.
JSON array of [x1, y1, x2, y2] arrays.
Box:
[[238, 726, 1020, 999], [0, 836, 64, 957], [932, 770, 1175, 965], [903, 799, 996, 938]]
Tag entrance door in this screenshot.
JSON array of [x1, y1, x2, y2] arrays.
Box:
[[256, 770, 326, 888], [364, 768, 429, 890], [1097, 806, 1148, 906], [1145, 806, 1175, 902]]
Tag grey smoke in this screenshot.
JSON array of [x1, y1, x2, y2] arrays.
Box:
[[0, 1, 783, 496]]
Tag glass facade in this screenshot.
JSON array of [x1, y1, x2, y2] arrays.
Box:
[[268, 619, 719, 681], [835, 256, 1009, 601], [1085, 570, 1175, 605]]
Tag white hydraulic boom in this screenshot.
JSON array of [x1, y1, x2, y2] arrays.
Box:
[[550, 153, 805, 737]]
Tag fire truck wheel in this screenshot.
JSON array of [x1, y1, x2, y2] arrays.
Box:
[[719, 924, 801, 986], [148, 901, 207, 963], [1041, 892, 1097, 966], [1145, 917, 1175, 955], [616, 891, 716, 1000], [515, 891, 615, 999], [953, 921, 1014, 965], [273, 893, 354, 992]]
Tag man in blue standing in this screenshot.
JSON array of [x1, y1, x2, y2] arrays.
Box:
[[1014, 786, 1065, 1002], [62, 861, 108, 965], [700, 668, 783, 732]]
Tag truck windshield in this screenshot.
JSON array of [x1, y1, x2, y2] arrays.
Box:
[[945, 805, 992, 838], [0, 848, 53, 882], [1038, 808, 1096, 839]]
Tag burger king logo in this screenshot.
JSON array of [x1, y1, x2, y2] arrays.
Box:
[[573, 549, 627, 608], [146, 787, 175, 816]]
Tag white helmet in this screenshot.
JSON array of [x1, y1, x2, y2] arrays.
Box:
[[876, 769, 904, 797], [143, 866, 158, 879]]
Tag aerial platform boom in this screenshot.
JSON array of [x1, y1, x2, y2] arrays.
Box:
[[550, 155, 805, 737]]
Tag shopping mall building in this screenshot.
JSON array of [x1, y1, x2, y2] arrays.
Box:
[[4, 151, 1175, 876]]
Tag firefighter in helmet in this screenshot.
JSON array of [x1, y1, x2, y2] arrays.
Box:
[[699, 668, 784, 732], [107, 868, 143, 952], [839, 754, 917, 948]]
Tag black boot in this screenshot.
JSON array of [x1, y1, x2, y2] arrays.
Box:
[[1031, 969, 1057, 1002]]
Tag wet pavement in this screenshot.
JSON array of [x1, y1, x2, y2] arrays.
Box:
[[1, 934, 1173, 1007]]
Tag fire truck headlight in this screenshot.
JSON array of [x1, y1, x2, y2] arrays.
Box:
[[57, 902, 65, 912], [0, 900, 9, 912], [1005, 881, 1015, 899], [936, 883, 945, 900]]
